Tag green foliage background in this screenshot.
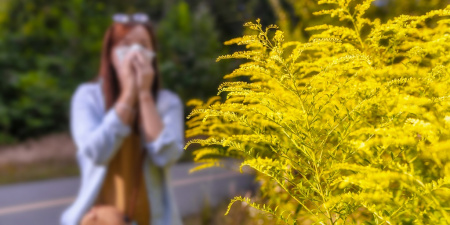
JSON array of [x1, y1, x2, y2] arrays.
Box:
[[157, 2, 225, 102], [0, 0, 134, 142], [0, 0, 276, 144]]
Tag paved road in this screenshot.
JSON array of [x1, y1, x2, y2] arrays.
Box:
[[0, 162, 255, 225]]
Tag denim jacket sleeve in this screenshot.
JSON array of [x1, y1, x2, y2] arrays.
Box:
[[144, 91, 184, 167], [70, 84, 131, 165]]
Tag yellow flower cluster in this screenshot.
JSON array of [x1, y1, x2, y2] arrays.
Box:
[[185, 0, 450, 224]]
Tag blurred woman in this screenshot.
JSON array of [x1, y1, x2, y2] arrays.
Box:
[[61, 13, 184, 225]]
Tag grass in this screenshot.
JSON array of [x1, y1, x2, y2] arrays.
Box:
[[0, 159, 79, 185]]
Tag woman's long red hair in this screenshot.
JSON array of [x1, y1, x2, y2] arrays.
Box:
[[98, 22, 161, 110]]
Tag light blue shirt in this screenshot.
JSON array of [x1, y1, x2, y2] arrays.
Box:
[[60, 81, 184, 225]]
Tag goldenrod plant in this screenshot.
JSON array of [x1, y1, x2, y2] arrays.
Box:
[[267, 0, 450, 43], [185, 0, 450, 224]]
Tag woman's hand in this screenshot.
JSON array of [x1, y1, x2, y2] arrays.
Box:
[[116, 49, 138, 106], [132, 51, 155, 94], [131, 50, 163, 142], [114, 48, 139, 125]]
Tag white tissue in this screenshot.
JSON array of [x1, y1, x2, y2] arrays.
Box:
[[115, 43, 155, 62]]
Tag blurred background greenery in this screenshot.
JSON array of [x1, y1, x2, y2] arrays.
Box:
[[0, 0, 448, 145], [0, 0, 276, 144]]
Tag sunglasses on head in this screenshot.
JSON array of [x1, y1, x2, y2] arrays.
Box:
[[112, 13, 150, 24]]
